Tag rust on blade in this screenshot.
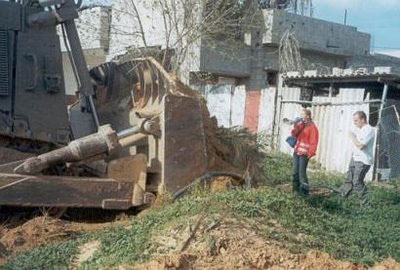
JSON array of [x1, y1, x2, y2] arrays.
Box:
[[107, 154, 148, 206], [161, 94, 208, 193]]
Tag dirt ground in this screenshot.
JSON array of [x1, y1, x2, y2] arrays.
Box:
[[0, 204, 399, 269], [0, 214, 130, 266], [133, 216, 400, 270]]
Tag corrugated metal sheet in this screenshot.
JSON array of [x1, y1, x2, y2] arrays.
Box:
[[313, 89, 369, 173]]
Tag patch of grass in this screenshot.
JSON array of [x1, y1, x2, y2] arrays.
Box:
[[214, 185, 400, 265], [2, 240, 78, 270], [261, 152, 293, 186]]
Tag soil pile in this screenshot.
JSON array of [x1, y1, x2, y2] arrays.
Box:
[[0, 215, 127, 266], [135, 216, 400, 270]]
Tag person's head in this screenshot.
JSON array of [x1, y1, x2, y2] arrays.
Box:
[[301, 108, 312, 122], [353, 111, 367, 128]]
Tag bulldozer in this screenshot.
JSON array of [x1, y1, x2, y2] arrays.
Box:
[[0, 0, 215, 211]]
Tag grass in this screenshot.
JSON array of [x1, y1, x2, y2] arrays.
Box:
[[214, 187, 400, 265], [3, 153, 400, 269], [2, 240, 78, 270]]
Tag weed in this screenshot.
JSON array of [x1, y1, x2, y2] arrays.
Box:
[[2, 240, 77, 270]]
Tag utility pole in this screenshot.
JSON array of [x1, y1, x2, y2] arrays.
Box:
[[344, 9, 347, 25]]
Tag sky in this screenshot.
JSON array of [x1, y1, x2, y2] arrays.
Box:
[[311, 0, 400, 57]]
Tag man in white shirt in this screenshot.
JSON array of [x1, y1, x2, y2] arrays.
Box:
[[339, 111, 375, 207]]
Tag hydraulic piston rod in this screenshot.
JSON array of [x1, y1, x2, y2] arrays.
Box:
[[14, 119, 160, 175]]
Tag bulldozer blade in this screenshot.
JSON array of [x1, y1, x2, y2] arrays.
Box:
[[107, 154, 148, 206], [161, 94, 208, 193], [0, 160, 26, 173], [0, 173, 135, 209], [92, 57, 209, 195]]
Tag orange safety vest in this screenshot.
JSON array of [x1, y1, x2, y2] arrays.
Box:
[[291, 121, 319, 158]]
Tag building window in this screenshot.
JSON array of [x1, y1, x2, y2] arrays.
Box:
[[267, 71, 278, 87]]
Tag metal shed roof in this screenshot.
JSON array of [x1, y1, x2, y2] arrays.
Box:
[[282, 71, 400, 91]]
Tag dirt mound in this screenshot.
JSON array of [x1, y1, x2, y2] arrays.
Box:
[[208, 176, 242, 192], [0, 216, 70, 254], [371, 258, 400, 270], [0, 214, 128, 266], [135, 216, 400, 270]]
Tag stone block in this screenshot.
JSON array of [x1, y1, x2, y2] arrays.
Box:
[[374, 66, 392, 74], [343, 68, 353, 75], [332, 68, 344, 76], [304, 70, 318, 77], [286, 71, 299, 77]]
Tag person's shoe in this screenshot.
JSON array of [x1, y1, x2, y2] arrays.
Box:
[[299, 188, 309, 196]]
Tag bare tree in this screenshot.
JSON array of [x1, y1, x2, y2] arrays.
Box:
[[108, 0, 260, 73]]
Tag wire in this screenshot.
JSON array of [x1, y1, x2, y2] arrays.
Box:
[[373, 46, 400, 50]]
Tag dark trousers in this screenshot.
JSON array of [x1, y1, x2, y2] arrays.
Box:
[[292, 152, 309, 195], [340, 158, 370, 206]]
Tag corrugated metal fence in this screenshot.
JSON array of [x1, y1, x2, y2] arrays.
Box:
[[278, 88, 376, 179]]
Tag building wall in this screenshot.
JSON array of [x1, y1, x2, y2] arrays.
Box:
[[59, 7, 111, 52], [200, 41, 251, 78], [263, 46, 349, 72], [203, 83, 277, 135], [258, 87, 277, 135], [350, 54, 400, 74], [60, 7, 111, 95], [244, 90, 262, 132], [262, 9, 370, 56], [204, 84, 246, 128], [62, 49, 107, 95], [108, 0, 169, 59]]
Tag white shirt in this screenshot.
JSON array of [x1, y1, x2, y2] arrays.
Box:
[[351, 124, 375, 165]]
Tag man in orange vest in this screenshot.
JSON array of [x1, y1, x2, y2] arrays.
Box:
[[291, 108, 319, 195]]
